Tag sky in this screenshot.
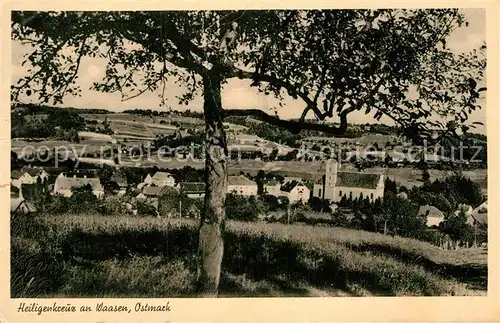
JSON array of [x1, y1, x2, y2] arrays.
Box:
[[11, 8, 487, 132]]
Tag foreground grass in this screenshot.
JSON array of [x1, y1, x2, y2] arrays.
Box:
[[11, 214, 487, 297]]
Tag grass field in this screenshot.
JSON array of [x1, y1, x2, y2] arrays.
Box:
[[11, 214, 487, 298]]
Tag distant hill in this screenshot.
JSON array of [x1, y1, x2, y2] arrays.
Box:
[[12, 103, 113, 115]]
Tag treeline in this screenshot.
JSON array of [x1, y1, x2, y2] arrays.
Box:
[[12, 103, 111, 115], [122, 108, 203, 118], [324, 174, 487, 247], [11, 108, 84, 141]]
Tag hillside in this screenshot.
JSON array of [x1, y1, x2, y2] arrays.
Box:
[[11, 215, 486, 297]]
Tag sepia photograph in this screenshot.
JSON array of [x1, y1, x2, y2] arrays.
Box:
[[8, 7, 489, 301]]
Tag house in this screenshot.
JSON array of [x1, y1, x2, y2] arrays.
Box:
[[455, 204, 473, 217], [11, 198, 37, 215], [418, 205, 445, 228], [53, 173, 105, 198], [313, 160, 384, 203], [144, 172, 176, 187], [227, 175, 258, 196], [280, 180, 310, 204], [179, 182, 205, 199], [21, 166, 50, 184], [140, 185, 178, 210], [467, 201, 487, 227], [11, 170, 37, 189]]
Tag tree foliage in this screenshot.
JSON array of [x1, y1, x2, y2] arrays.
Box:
[[12, 10, 485, 141]]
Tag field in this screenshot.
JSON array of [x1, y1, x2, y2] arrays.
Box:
[[11, 214, 487, 297]]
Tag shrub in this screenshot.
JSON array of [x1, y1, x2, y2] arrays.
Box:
[[137, 202, 157, 217]]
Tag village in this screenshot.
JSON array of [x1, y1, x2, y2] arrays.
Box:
[[11, 153, 488, 250]]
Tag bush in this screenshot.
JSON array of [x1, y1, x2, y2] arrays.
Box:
[[226, 194, 265, 221], [97, 197, 131, 216], [137, 202, 157, 217], [441, 211, 475, 246]]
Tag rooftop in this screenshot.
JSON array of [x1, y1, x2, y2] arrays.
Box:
[[228, 175, 256, 186], [151, 171, 175, 182], [336, 172, 382, 189], [55, 176, 104, 192], [280, 180, 307, 193], [142, 185, 177, 197], [418, 205, 444, 218], [179, 182, 205, 194]]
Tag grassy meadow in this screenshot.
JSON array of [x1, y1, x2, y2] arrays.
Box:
[[11, 214, 487, 298]]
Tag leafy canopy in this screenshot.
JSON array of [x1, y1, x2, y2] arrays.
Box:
[[11, 10, 486, 141]]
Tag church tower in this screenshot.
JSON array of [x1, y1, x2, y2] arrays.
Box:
[[323, 159, 338, 200]]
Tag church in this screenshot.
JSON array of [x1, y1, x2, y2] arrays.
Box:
[[313, 160, 385, 203]]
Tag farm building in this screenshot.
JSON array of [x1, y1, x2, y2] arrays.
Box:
[[10, 198, 37, 215], [20, 166, 50, 183], [178, 182, 205, 199], [11, 167, 49, 189], [227, 175, 258, 196], [467, 201, 487, 227], [418, 205, 445, 228], [53, 173, 105, 198], [144, 172, 176, 187], [313, 160, 384, 203], [280, 180, 310, 204], [137, 185, 178, 210]]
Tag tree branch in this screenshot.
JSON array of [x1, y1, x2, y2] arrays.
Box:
[[222, 108, 349, 135]]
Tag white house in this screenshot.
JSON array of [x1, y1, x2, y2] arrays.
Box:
[[11, 171, 36, 189], [467, 201, 487, 226], [227, 175, 258, 196], [313, 160, 385, 203], [418, 205, 445, 228], [280, 181, 310, 204], [53, 173, 105, 198], [11, 166, 49, 189], [144, 172, 176, 187], [21, 166, 50, 183]]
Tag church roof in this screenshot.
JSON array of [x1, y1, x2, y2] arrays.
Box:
[[335, 172, 381, 189]]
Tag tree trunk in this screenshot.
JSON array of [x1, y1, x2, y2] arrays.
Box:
[[197, 73, 228, 296]]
